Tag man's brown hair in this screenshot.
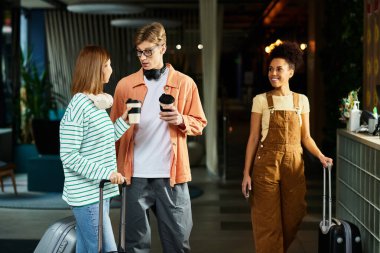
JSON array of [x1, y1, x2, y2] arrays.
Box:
[[71, 45, 110, 95]]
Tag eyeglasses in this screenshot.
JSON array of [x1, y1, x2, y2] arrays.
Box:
[[136, 45, 160, 57]]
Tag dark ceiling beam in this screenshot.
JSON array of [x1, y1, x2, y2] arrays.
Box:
[[241, 0, 278, 48], [262, 0, 288, 26], [41, 0, 66, 9], [248, 0, 279, 31]]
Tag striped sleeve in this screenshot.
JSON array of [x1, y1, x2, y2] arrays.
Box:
[[113, 117, 130, 141], [60, 103, 114, 180]]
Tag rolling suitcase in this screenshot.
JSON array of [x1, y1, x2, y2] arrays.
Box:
[[35, 180, 126, 253], [34, 215, 76, 253], [318, 164, 362, 253], [98, 179, 127, 253]]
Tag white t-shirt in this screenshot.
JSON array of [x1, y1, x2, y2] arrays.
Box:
[[133, 68, 171, 178], [251, 92, 310, 142]]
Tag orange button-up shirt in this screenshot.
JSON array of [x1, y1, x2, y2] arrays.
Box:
[[110, 64, 207, 186]]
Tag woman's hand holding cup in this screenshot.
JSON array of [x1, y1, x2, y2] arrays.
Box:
[[121, 107, 130, 124], [125, 99, 141, 124]]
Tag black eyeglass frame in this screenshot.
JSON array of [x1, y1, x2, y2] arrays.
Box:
[[136, 44, 161, 57]]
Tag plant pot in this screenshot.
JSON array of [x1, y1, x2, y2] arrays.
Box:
[[14, 144, 38, 173], [32, 119, 60, 155]]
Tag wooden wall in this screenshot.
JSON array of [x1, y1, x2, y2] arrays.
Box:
[[364, 0, 380, 110]]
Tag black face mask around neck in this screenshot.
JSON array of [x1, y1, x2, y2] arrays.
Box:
[[143, 65, 167, 81]]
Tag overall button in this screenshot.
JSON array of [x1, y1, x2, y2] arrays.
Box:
[[258, 156, 261, 159]]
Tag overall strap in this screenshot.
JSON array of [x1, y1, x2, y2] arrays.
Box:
[[266, 92, 274, 110], [293, 92, 300, 111]]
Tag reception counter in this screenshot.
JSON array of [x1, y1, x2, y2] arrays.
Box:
[[336, 129, 380, 252]]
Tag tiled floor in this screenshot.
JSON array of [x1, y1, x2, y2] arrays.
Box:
[[0, 104, 328, 252], [0, 167, 323, 253]]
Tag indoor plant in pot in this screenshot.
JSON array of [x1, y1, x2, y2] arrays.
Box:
[[20, 50, 64, 154]]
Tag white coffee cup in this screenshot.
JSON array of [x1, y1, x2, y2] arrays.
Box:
[[126, 99, 141, 124]]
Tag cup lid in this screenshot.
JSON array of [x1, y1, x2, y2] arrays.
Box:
[[159, 93, 175, 104]]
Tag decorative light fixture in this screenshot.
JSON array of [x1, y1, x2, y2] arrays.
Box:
[[67, 2, 145, 15], [300, 43, 307, 50], [265, 39, 283, 54], [111, 18, 181, 28]]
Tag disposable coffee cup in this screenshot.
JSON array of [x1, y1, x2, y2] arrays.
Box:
[[159, 93, 175, 112], [368, 118, 377, 133], [126, 99, 141, 124]]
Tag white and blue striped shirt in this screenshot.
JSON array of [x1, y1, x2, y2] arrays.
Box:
[[60, 93, 129, 206]]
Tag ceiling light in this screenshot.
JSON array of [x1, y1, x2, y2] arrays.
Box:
[[300, 43, 307, 50], [67, 3, 145, 15], [111, 18, 181, 28], [21, 0, 56, 9]]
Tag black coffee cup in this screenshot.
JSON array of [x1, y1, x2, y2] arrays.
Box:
[[159, 94, 175, 112]]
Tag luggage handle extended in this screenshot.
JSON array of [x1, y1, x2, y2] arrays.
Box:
[[320, 163, 333, 234], [98, 179, 127, 253]]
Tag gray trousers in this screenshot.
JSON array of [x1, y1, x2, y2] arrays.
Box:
[[125, 178, 192, 253]]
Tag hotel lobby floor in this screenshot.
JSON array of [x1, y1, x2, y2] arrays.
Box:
[[0, 167, 322, 253]]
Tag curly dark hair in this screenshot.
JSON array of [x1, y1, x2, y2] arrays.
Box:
[[269, 41, 303, 71]]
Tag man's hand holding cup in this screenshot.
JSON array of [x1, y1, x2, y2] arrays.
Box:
[[159, 93, 184, 127]]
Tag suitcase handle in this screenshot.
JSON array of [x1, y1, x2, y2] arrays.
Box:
[[98, 179, 127, 253], [321, 163, 333, 234], [118, 181, 127, 252]]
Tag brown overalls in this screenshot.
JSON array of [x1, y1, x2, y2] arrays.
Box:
[[251, 92, 307, 253]]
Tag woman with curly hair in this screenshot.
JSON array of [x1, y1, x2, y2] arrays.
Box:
[[241, 41, 333, 253]]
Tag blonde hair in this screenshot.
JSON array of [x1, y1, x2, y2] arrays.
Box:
[[71, 45, 110, 95], [134, 22, 166, 47]]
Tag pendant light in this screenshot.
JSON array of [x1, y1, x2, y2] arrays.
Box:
[[67, 2, 145, 15]]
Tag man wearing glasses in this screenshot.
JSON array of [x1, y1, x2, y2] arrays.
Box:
[[110, 22, 207, 253]]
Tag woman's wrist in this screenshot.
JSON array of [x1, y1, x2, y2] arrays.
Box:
[[243, 169, 251, 177], [120, 115, 129, 124], [318, 153, 325, 161]]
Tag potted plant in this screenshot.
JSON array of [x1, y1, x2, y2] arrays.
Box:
[[20, 50, 65, 154]]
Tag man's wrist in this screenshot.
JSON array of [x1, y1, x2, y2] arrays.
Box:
[[178, 115, 185, 129]]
